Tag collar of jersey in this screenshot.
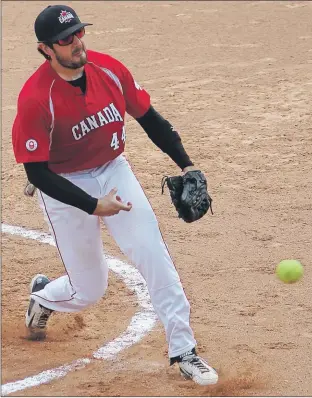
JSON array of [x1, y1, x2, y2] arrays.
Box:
[[48, 62, 89, 96]]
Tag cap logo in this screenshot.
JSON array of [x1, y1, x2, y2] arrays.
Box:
[[58, 10, 74, 24]]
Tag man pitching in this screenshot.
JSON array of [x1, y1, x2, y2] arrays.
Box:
[[12, 4, 218, 386]]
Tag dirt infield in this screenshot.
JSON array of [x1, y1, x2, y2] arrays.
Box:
[[2, 1, 312, 396]]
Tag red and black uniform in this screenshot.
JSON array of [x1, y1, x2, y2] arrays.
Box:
[[12, 50, 193, 214], [13, 50, 150, 171]]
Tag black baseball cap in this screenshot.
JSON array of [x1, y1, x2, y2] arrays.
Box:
[[35, 5, 93, 43]]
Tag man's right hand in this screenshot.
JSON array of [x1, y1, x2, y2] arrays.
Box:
[[93, 188, 132, 216]]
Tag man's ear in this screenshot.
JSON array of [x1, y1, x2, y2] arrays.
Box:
[[38, 43, 53, 59]]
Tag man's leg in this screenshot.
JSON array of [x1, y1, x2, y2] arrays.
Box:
[[26, 172, 109, 338], [100, 156, 218, 385], [100, 156, 196, 358], [100, 156, 218, 384]]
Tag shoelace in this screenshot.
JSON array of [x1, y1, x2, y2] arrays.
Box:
[[37, 308, 52, 328], [187, 357, 210, 373]]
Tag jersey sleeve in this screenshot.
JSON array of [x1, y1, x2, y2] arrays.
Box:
[[105, 55, 151, 119], [12, 96, 51, 164], [120, 66, 151, 119]]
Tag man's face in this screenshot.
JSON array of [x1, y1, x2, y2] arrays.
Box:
[[52, 34, 87, 69]]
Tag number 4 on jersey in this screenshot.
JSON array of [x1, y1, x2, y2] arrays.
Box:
[[121, 127, 126, 143], [111, 128, 126, 151], [110, 132, 119, 150]]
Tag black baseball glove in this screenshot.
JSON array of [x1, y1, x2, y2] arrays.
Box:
[[161, 170, 213, 223]]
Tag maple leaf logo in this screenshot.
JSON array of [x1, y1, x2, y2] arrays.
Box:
[[58, 10, 74, 23]]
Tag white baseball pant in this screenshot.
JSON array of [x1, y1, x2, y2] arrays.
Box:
[[31, 154, 196, 358]]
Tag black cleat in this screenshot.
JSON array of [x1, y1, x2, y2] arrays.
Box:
[[25, 274, 53, 341]]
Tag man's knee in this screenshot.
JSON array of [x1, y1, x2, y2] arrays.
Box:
[[75, 269, 108, 305]]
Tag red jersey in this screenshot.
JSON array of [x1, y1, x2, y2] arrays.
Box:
[[12, 50, 151, 173]]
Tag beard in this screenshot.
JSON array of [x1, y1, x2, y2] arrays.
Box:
[[54, 44, 87, 69]]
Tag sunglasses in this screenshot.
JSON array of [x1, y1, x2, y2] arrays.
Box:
[[54, 27, 85, 46]]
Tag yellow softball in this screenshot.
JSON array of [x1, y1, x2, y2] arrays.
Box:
[[276, 259, 303, 284]]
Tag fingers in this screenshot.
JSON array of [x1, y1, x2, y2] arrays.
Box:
[[106, 189, 132, 213], [117, 201, 132, 212], [108, 188, 118, 197], [107, 203, 132, 215]]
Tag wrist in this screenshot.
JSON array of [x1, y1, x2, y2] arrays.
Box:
[[182, 165, 197, 174], [90, 197, 99, 215]]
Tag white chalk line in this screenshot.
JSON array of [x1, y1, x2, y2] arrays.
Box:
[[1, 224, 158, 396]]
